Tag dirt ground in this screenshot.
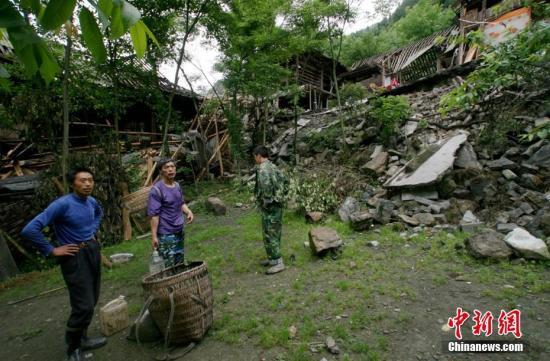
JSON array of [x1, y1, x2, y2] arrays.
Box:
[[1, 203, 548, 361]]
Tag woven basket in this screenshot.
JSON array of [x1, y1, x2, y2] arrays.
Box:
[[121, 186, 152, 214], [141, 262, 213, 344]]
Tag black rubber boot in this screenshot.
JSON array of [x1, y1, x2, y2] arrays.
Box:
[[81, 329, 107, 351]]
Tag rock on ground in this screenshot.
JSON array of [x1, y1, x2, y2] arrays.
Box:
[[338, 197, 359, 223], [205, 197, 227, 215], [309, 227, 343, 255], [504, 228, 550, 260], [465, 229, 513, 260]]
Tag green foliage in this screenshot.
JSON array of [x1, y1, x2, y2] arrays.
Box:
[[440, 22, 550, 115], [340, 82, 367, 104], [340, 0, 455, 66], [288, 173, 338, 213], [79, 8, 107, 63], [2, 0, 157, 85], [305, 126, 341, 153], [521, 121, 550, 142], [368, 95, 411, 143]]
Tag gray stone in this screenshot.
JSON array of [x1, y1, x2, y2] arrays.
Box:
[[414, 213, 436, 226], [502, 169, 518, 180], [462, 211, 479, 223], [508, 208, 525, 220], [402, 190, 439, 201], [522, 191, 546, 209], [205, 197, 227, 215], [399, 214, 420, 226], [460, 222, 484, 233], [519, 202, 535, 215], [470, 177, 497, 202], [309, 227, 343, 255], [371, 145, 384, 159], [520, 173, 543, 190], [375, 199, 395, 224], [522, 139, 545, 157], [465, 229, 513, 259], [497, 223, 519, 234], [326, 336, 340, 354], [504, 147, 521, 157], [496, 213, 510, 224], [403, 121, 418, 136], [385, 133, 468, 188], [486, 157, 516, 170], [455, 142, 482, 170], [527, 144, 550, 169], [367, 240, 380, 247], [363, 151, 388, 174], [349, 211, 374, 231], [526, 207, 550, 238], [504, 228, 550, 260], [521, 162, 539, 172], [338, 197, 360, 223]]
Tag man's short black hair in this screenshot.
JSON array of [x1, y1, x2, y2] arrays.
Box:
[[157, 157, 175, 169], [67, 167, 94, 184], [253, 145, 269, 158]]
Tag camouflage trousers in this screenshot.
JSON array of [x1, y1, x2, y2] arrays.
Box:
[[157, 231, 184, 268], [261, 204, 283, 260]]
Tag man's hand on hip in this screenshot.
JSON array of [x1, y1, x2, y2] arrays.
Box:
[[51, 244, 80, 257]]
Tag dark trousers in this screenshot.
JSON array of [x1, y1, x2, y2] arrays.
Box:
[[59, 241, 101, 354]]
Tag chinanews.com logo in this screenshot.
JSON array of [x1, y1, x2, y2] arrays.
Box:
[[443, 307, 526, 353]]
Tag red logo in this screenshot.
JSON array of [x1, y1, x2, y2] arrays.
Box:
[[448, 308, 522, 339]]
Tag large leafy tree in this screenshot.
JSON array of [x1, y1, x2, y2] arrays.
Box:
[[211, 0, 291, 162]]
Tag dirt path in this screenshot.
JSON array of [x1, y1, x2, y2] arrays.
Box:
[[1, 204, 548, 361]]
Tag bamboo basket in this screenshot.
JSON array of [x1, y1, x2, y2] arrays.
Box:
[[141, 262, 213, 344], [121, 186, 152, 214]]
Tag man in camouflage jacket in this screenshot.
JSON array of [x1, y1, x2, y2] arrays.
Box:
[[253, 145, 285, 274]]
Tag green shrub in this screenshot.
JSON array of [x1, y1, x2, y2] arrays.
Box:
[[340, 83, 367, 104], [288, 174, 338, 214], [368, 95, 411, 143], [305, 126, 341, 153]]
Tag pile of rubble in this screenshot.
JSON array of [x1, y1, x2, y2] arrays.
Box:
[[266, 80, 550, 260]]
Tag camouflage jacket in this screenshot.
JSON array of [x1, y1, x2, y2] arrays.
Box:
[[254, 160, 287, 208]]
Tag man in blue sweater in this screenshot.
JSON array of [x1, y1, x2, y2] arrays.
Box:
[[22, 168, 106, 361]]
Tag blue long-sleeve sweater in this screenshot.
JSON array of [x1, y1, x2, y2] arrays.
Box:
[[21, 193, 103, 256]]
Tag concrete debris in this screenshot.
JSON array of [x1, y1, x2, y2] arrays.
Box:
[[384, 133, 468, 188], [205, 197, 227, 216]]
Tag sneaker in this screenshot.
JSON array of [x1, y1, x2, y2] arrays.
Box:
[[266, 259, 285, 274], [259, 259, 278, 267]]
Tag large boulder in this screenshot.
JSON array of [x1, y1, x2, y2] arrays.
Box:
[[504, 228, 550, 260], [465, 229, 513, 260], [309, 227, 343, 255], [205, 197, 227, 215]]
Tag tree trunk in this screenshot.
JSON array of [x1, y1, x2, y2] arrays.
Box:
[[61, 27, 72, 192]]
